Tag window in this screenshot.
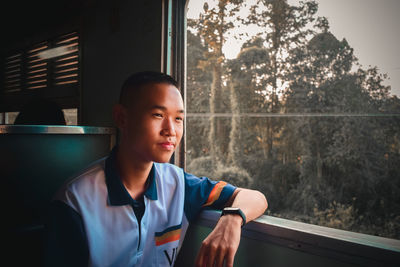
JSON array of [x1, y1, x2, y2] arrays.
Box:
[[186, 0, 400, 239], [1, 32, 80, 117], [2, 32, 79, 92]]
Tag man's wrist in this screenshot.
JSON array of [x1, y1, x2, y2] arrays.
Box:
[[220, 213, 243, 227], [220, 207, 246, 227]]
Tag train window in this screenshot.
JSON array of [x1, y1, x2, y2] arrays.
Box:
[[186, 0, 400, 239], [2, 32, 79, 91], [1, 32, 80, 120]]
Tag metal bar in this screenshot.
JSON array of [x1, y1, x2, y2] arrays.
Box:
[[0, 125, 116, 135], [186, 113, 400, 118]]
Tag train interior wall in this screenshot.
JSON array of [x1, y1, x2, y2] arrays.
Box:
[[80, 0, 163, 126], [1, 0, 164, 126], [1, 1, 164, 265]]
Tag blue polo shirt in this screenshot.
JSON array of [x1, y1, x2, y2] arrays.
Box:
[[45, 148, 236, 266]]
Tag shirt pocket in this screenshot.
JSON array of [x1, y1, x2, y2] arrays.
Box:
[[154, 223, 182, 266]]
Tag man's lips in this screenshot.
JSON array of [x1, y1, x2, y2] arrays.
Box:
[[158, 142, 175, 150]]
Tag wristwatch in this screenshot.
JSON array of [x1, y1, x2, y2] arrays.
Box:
[[221, 207, 246, 227]]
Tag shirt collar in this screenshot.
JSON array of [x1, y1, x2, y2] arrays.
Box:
[[105, 146, 158, 206]]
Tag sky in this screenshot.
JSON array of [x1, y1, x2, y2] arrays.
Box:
[[187, 0, 400, 96]]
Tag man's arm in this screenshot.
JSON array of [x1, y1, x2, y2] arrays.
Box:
[[195, 188, 268, 267], [44, 200, 89, 267]]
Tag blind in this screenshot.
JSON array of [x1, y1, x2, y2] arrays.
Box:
[[4, 53, 22, 92], [53, 32, 79, 86], [2, 31, 79, 92], [26, 42, 48, 90]]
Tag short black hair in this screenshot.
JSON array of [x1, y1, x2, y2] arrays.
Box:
[[119, 71, 179, 107]]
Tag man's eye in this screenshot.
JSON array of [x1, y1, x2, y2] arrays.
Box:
[[176, 117, 183, 122], [153, 113, 163, 118]]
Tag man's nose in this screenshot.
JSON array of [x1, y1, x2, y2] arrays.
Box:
[[161, 117, 176, 136]]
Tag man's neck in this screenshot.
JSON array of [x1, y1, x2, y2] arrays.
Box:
[[116, 146, 153, 200]]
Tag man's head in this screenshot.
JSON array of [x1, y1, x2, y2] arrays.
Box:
[[113, 71, 184, 163], [119, 71, 179, 108]]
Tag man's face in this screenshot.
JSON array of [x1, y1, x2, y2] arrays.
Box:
[[119, 82, 184, 163]]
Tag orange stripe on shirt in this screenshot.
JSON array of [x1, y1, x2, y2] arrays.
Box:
[[202, 181, 227, 207], [155, 232, 181, 246]]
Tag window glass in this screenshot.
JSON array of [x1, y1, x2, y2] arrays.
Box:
[[186, 0, 400, 239]]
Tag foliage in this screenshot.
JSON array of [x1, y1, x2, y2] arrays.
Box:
[[213, 164, 253, 188], [187, 0, 400, 239], [186, 156, 215, 177], [311, 202, 357, 231]]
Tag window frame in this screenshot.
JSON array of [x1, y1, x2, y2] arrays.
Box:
[[164, 0, 188, 168]]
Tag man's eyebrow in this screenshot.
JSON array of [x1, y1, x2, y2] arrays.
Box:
[[151, 105, 166, 110], [150, 105, 185, 113]]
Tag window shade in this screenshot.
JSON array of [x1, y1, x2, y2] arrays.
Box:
[[2, 32, 79, 92], [4, 53, 23, 92]]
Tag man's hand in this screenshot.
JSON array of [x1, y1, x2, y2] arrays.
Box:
[[195, 214, 242, 267], [195, 188, 267, 267]]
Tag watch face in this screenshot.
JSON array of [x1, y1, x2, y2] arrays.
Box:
[[224, 207, 239, 211], [222, 207, 246, 226]]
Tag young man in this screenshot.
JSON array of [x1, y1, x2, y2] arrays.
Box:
[[45, 71, 267, 267]]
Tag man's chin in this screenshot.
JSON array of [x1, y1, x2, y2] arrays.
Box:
[[152, 155, 173, 163]]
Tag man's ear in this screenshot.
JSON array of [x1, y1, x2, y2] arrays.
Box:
[[112, 104, 128, 130]]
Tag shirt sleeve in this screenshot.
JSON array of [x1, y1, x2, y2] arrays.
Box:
[[184, 172, 237, 222], [44, 200, 89, 267]]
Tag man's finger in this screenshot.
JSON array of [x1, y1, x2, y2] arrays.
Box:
[[225, 247, 235, 267], [195, 246, 203, 267], [195, 243, 207, 267], [206, 243, 218, 267], [215, 247, 226, 267]]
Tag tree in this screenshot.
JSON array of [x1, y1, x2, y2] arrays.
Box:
[[186, 30, 213, 162], [190, 0, 245, 166], [283, 30, 359, 213], [245, 0, 319, 159], [227, 37, 270, 166]]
